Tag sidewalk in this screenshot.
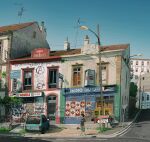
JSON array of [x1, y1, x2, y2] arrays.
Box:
[[23, 121, 131, 138], [2, 111, 141, 138], [24, 122, 99, 138]]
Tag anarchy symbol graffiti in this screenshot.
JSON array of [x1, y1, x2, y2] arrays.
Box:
[[36, 66, 45, 74]]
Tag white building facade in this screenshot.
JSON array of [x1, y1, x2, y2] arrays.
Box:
[[131, 58, 150, 109], [51, 36, 130, 123], [130, 58, 150, 84]]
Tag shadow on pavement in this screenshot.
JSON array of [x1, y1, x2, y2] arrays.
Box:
[[0, 135, 52, 142], [48, 125, 66, 133]]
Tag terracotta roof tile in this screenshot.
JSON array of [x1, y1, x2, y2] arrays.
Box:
[[0, 22, 36, 33], [101, 44, 129, 51], [50, 49, 81, 56], [50, 44, 129, 56]]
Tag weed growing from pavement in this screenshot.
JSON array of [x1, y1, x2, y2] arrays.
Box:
[[19, 129, 26, 135], [96, 127, 112, 133], [0, 127, 11, 133]]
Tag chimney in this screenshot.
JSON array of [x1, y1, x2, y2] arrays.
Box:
[[64, 37, 70, 50], [84, 35, 90, 46], [40, 21, 47, 38]]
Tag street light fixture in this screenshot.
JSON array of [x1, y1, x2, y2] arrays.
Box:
[[80, 25, 104, 116]]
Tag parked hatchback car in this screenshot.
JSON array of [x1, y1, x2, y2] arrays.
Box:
[[25, 114, 50, 134]]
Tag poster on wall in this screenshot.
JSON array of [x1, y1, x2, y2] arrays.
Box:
[[34, 97, 44, 114]]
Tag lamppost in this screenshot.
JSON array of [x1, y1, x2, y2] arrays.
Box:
[[80, 25, 104, 116]]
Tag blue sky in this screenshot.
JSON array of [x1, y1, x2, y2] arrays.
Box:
[[1, 0, 150, 58]]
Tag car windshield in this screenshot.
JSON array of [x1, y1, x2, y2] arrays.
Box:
[[26, 116, 40, 124]]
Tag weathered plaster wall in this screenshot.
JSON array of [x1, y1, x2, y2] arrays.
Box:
[[11, 23, 49, 59]]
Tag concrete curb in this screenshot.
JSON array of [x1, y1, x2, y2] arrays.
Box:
[[98, 110, 141, 138]]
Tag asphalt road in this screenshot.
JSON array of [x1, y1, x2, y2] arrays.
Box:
[[1, 109, 150, 142], [121, 109, 150, 141]]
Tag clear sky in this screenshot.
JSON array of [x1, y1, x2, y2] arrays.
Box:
[[0, 0, 150, 58]]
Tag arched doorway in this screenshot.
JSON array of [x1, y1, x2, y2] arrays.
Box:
[[47, 95, 57, 123]]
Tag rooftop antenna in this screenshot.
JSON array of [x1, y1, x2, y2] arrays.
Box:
[[14, 2, 26, 23], [74, 18, 86, 48], [18, 7, 25, 23]]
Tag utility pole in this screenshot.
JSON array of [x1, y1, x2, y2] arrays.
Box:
[[80, 25, 104, 116], [97, 24, 103, 116]]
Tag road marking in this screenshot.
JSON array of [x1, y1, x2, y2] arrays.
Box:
[[40, 138, 108, 141]]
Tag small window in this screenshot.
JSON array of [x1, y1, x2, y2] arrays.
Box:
[[33, 31, 36, 38], [72, 66, 82, 86], [136, 61, 138, 65], [48, 68, 58, 88], [136, 68, 138, 72], [23, 70, 33, 90], [141, 61, 144, 66], [147, 69, 149, 73], [102, 66, 106, 70], [142, 96, 144, 101], [135, 75, 138, 80], [147, 95, 149, 101], [130, 61, 133, 65], [141, 68, 144, 72], [147, 61, 149, 65]]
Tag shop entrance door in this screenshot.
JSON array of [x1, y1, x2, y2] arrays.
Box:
[[47, 96, 56, 124]]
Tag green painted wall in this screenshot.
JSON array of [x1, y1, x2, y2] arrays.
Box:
[[60, 90, 65, 124], [114, 85, 121, 121]]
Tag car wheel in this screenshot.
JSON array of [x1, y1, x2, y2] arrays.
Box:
[[41, 128, 45, 134]]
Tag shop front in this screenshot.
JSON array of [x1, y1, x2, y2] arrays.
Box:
[[11, 92, 45, 122], [63, 86, 116, 124]]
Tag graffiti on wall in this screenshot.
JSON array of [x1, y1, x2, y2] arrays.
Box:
[[13, 63, 59, 90], [35, 65, 45, 89], [34, 97, 44, 114], [12, 79, 22, 94], [34, 104, 44, 114], [11, 104, 27, 121]]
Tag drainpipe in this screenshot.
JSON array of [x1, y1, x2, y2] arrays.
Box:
[[119, 56, 122, 123]]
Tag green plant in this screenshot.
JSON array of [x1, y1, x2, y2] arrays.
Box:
[[19, 129, 26, 135], [130, 82, 138, 97], [0, 127, 11, 133], [1, 72, 6, 78], [97, 126, 112, 133]]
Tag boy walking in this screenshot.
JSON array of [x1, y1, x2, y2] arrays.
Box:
[[80, 113, 86, 135]]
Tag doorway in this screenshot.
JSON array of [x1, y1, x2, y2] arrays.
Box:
[[47, 95, 56, 123]]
